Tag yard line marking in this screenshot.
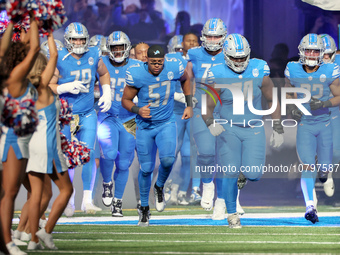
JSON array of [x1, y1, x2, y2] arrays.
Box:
[[53, 231, 340, 236], [52, 239, 340, 245]]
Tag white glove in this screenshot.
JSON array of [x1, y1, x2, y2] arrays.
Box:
[[174, 92, 186, 104], [208, 123, 225, 136], [98, 84, 112, 112], [56, 81, 87, 95], [192, 97, 198, 108], [270, 130, 284, 148]]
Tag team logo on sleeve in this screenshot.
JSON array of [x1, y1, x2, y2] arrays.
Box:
[[320, 74, 326, 83], [88, 57, 94, 66], [167, 71, 174, 80], [252, 68, 259, 77]]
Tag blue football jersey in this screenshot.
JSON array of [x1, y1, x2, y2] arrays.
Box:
[[126, 55, 185, 129], [166, 52, 188, 115], [285, 61, 340, 122], [57, 47, 101, 114], [329, 54, 340, 114], [101, 56, 141, 118], [187, 46, 224, 109], [208, 58, 270, 124]]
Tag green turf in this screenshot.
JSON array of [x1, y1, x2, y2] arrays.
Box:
[[22, 225, 340, 254]]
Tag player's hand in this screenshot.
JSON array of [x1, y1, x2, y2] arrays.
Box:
[[57, 81, 87, 95], [98, 93, 112, 112], [208, 123, 225, 136], [139, 103, 152, 118], [288, 104, 302, 121], [310, 97, 332, 110], [182, 106, 192, 119], [192, 97, 198, 108], [270, 130, 284, 148]]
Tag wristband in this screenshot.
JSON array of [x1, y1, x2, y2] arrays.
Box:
[[323, 100, 332, 108], [131, 105, 140, 115], [185, 95, 193, 107], [205, 118, 214, 127], [273, 120, 284, 134]]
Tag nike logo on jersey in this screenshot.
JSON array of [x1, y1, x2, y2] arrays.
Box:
[[332, 115, 338, 120], [254, 132, 261, 135], [325, 122, 330, 127]]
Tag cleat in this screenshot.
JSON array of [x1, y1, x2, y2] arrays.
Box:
[[201, 181, 214, 211], [138, 206, 150, 227], [36, 228, 57, 250], [111, 198, 123, 217], [81, 201, 102, 214], [189, 187, 202, 204], [237, 172, 247, 189], [318, 170, 328, 183], [227, 213, 242, 229], [102, 181, 114, 207], [323, 173, 335, 197], [6, 241, 27, 255], [64, 202, 75, 217], [27, 241, 44, 250], [164, 179, 172, 203], [154, 184, 166, 212], [20, 232, 31, 242], [177, 192, 189, 205], [212, 198, 226, 220], [305, 205, 319, 224]]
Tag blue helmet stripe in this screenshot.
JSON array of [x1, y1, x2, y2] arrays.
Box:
[[209, 18, 218, 32], [232, 34, 243, 53], [309, 34, 317, 45], [75, 23, 83, 34]]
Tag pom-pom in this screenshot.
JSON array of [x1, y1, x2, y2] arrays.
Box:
[[6, 0, 38, 23], [60, 133, 91, 169], [58, 98, 73, 130]]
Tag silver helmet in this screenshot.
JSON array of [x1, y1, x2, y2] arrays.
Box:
[[89, 35, 109, 54], [64, 22, 89, 55], [223, 33, 251, 73], [320, 34, 337, 63], [40, 39, 64, 58], [298, 33, 325, 67], [167, 35, 183, 53], [201, 18, 227, 52], [107, 31, 131, 63]]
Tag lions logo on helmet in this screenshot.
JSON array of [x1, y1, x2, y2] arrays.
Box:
[[201, 18, 227, 52], [167, 35, 183, 53], [298, 33, 325, 67], [223, 33, 251, 73], [40, 39, 64, 58], [320, 34, 337, 63], [107, 31, 131, 63], [64, 22, 89, 55], [89, 35, 109, 55]]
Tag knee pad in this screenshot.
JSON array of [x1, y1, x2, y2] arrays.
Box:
[[103, 149, 118, 161], [140, 162, 155, 175], [160, 156, 175, 169], [197, 154, 214, 167], [116, 159, 130, 171]]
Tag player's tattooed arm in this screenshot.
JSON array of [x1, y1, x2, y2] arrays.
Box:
[[328, 77, 340, 107]]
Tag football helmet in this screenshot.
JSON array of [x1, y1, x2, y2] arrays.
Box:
[[89, 35, 109, 54], [107, 31, 131, 63], [64, 22, 89, 55], [298, 33, 325, 67], [320, 34, 337, 63], [167, 35, 183, 53], [223, 33, 251, 73], [201, 18, 227, 52], [40, 39, 64, 58]]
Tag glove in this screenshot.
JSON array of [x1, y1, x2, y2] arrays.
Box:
[[310, 97, 332, 110], [270, 130, 284, 148], [56, 81, 87, 95], [270, 120, 284, 148], [287, 104, 303, 121], [174, 92, 186, 104], [208, 123, 225, 136], [192, 97, 198, 108], [98, 84, 112, 112]]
